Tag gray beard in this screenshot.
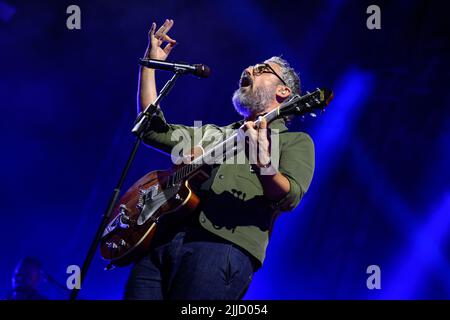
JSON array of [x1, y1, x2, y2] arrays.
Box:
[[232, 84, 275, 118]]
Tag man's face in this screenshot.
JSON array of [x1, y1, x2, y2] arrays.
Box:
[[12, 261, 41, 291], [232, 62, 284, 118]]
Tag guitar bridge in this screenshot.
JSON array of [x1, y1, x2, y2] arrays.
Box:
[[137, 185, 159, 210], [136, 184, 181, 226]]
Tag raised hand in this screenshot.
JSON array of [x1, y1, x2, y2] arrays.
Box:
[[145, 19, 177, 61]]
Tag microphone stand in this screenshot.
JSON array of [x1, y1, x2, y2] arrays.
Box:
[[69, 69, 185, 300], [42, 270, 72, 294]]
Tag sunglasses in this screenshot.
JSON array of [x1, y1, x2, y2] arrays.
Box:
[[252, 63, 287, 87]]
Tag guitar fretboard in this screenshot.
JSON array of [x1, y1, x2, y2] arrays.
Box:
[[166, 90, 325, 187]]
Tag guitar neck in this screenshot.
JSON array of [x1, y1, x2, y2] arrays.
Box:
[[169, 105, 286, 186], [168, 89, 331, 186]]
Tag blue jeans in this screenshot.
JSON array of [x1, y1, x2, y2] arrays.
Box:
[[124, 226, 257, 300]]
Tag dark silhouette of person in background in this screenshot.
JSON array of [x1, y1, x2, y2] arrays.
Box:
[[7, 256, 47, 300]]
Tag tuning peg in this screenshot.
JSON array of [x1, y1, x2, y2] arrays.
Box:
[[314, 98, 320, 104], [305, 103, 311, 108], [306, 91, 310, 94]]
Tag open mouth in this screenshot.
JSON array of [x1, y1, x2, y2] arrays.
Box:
[[240, 76, 252, 88]]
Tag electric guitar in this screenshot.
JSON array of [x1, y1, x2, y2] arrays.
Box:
[[100, 88, 333, 267]]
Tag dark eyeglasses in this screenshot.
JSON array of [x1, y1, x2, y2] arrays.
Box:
[[252, 63, 287, 86]]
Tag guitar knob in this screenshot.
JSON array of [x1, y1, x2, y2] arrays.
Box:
[[119, 204, 130, 213], [119, 239, 127, 247], [106, 242, 118, 249], [118, 205, 131, 229], [119, 218, 130, 229], [120, 213, 130, 223]]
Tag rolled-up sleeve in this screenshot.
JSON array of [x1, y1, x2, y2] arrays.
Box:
[[142, 108, 195, 154], [274, 132, 315, 211], [142, 108, 224, 161]]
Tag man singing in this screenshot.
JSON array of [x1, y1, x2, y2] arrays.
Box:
[[124, 19, 315, 300]]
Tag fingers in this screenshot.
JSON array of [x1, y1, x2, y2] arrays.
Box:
[[163, 19, 174, 37], [148, 22, 155, 42], [150, 19, 176, 51], [242, 122, 258, 146], [154, 20, 168, 38], [258, 117, 268, 142], [164, 34, 177, 44], [163, 41, 176, 55], [149, 22, 160, 46], [149, 22, 156, 37], [155, 19, 174, 41], [242, 119, 270, 167], [243, 118, 267, 130], [244, 118, 269, 150], [243, 121, 255, 131], [259, 117, 267, 129], [243, 123, 258, 164], [241, 122, 256, 141]]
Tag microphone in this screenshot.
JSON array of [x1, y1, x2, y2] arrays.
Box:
[[139, 58, 210, 78]]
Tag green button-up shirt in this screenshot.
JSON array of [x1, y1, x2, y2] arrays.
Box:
[[143, 108, 315, 265]]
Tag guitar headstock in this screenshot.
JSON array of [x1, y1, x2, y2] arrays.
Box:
[[279, 88, 333, 119]]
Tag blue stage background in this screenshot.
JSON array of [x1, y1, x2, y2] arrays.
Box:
[[1, 0, 449, 299]]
